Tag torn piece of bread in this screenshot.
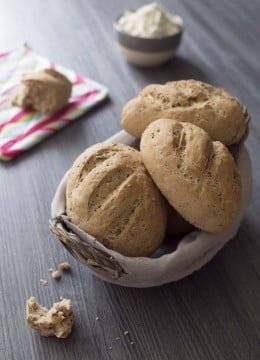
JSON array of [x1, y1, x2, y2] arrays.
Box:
[[26, 297, 73, 338], [12, 69, 72, 115]]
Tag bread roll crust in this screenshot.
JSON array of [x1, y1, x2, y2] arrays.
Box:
[[66, 143, 167, 257], [140, 119, 241, 233], [121, 80, 246, 145]]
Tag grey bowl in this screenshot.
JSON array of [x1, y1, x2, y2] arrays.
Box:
[[113, 14, 184, 67]]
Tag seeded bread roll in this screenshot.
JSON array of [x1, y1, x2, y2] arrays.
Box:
[[12, 68, 72, 115], [121, 80, 246, 145], [167, 206, 195, 237], [66, 143, 167, 257], [140, 119, 241, 233]]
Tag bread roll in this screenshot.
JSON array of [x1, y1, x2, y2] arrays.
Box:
[[121, 80, 246, 145], [66, 143, 167, 257], [12, 69, 72, 115], [140, 119, 241, 233]]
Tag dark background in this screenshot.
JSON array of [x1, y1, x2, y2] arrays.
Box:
[[0, 1, 259, 359]]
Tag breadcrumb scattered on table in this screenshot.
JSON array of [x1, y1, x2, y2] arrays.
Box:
[[40, 279, 48, 286], [51, 270, 61, 279], [58, 262, 71, 271]]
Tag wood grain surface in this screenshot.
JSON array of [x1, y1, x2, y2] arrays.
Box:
[[0, 0, 259, 359]]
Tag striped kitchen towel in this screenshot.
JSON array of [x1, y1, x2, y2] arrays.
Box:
[[0, 44, 108, 160]]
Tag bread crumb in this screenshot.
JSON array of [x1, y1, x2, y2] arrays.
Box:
[[58, 262, 71, 271], [26, 297, 73, 338], [59, 296, 63, 300], [130, 341, 135, 345], [95, 316, 100, 321], [116, 337, 120, 341], [124, 330, 129, 336], [51, 270, 61, 280], [48, 268, 53, 272], [109, 346, 112, 350], [40, 279, 48, 286]]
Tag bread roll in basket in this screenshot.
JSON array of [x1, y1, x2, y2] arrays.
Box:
[[50, 127, 252, 288]]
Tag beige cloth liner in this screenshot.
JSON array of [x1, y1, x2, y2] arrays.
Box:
[[51, 130, 252, 287]]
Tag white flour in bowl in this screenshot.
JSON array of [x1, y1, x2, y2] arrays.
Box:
[[117, 3, 182, 38]]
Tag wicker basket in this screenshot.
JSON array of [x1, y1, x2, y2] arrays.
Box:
[[50, 114, 252, 288]]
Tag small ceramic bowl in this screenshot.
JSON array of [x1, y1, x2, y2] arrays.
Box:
[[113, 14, 184, 67]]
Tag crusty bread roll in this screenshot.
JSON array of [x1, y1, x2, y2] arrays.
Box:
[[66, 143, 167, 257], [140, 119, 241, 233], [121, 80, 247, 145], [167, 206, 195, 237], [12, 69, 72, 115]]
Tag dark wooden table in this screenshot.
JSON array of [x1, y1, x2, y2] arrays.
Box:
[[0, 1, 259, 359]]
